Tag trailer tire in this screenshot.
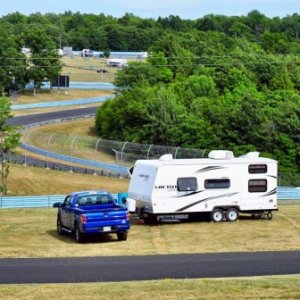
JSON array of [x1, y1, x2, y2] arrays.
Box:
[[267, 211, 273, 220], [75, 224, 85, 243], [252, 211, 262, 219], [211, 209, 224, 222], [225, 208, 239, 222]]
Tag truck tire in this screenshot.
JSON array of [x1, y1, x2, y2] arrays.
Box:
[[75, 224, 85, 243], [117, 232, 128, 241], [225, 208, 239, 222], [211, 209, 224, 222], [57, 217, 64, 235]]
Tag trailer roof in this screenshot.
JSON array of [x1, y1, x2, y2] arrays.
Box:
[[135, 155, 277, 167]]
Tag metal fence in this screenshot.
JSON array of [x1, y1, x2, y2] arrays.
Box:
[[22, 131, 206, 168]]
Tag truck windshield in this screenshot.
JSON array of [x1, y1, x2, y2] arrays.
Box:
[[76, 194, 113, 206]]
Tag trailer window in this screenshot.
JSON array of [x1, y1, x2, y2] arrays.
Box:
[[177, 177, 198, 192], [248, 179, 267, 192], [249, 164, 268, 174], [205, 179, 230, 189]]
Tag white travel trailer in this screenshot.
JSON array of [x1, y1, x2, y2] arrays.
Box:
[[127, 150, 278, 223]]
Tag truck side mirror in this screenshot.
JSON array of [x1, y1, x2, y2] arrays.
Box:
[[53, 202, 62, 208]]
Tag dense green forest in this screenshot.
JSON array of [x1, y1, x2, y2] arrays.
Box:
[[1, 10, 300, 184]]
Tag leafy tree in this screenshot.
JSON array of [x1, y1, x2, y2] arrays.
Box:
[[22, 26, 62, 93], [0, 24, 27, 94]]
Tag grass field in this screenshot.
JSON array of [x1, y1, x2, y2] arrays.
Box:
[[0, 205, 299, 258]]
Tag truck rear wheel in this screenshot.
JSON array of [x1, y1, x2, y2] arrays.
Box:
[[211, 209, 224, 222], [117, 232, 128, 241], [225, 208, 239, 222], [75, 224, 85, 243]]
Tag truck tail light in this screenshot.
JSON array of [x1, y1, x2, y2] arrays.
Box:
[[81, 214, 87, 224], [126, 211, 130, 221]]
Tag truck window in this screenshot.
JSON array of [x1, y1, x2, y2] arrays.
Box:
[[249, 164, 268, 174], [63, 195, 72, 207], [248, 179, 267, 192], [205, 179, 230, 189], [177, 177, 198, 192], [77, 194, 113, 206]]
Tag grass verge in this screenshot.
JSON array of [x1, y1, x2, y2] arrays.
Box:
[[0, 275, 300, 300]]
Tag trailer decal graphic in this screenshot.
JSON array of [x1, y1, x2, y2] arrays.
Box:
[[175, 190, 204, 197], [261, 188, 277, 197], [195, 166, 225, 173], [176, 192, 239, 212]]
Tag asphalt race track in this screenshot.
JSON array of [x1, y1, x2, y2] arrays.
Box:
[[1, 251, 300, 284], [8, 107, 98, 127], [4, 108, 300, 284]]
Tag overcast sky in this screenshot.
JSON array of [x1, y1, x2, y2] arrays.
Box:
[[0, 0, 299, 19]]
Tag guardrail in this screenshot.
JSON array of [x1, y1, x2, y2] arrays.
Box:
[[0, 193, 124, 208], [0, 189, 299, 209], [12, 95, 114, 110], [20, 143, 129, 175]]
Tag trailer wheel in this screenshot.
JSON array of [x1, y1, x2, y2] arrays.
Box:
[[252, 211, 262, 219], [226, 208, 239, 222], [267, 211, 273, 220], [211, 209, 224, 222]]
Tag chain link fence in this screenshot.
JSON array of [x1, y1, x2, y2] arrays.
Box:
[[22, 130, 206, 167]]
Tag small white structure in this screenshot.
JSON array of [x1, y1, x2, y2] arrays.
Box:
[[82, 49, 94, 57], [107, 58, 128, 67], [127, 150, 278, 223], [138, 51, 148, 59]]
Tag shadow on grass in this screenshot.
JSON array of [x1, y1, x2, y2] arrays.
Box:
[[131, 212, 274, 226], [47, 229, 121, 244]]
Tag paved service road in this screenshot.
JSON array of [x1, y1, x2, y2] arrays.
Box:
[[1, 251, 300, 284]]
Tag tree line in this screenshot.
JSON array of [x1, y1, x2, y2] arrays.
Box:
[[1, 10, 300, 185], [93, 13, 300, 185]]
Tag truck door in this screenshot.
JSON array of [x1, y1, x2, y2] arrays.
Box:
[[60, 195, 73, 229]]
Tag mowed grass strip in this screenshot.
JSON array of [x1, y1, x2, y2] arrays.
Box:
[[0, 275, 300, 300], [0, 205, 299, 258]]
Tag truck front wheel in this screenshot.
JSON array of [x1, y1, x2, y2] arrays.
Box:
[[75, 224, 85, 243], [117, 232, 128, 241], [57, 217, 64, 235]]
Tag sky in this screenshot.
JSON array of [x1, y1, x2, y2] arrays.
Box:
[[0, 0, 299, 19]]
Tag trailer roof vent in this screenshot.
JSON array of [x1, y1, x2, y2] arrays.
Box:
[[159, 154, 173, 161], [240, 152, 260, 158], [208, 150, 234, 160]]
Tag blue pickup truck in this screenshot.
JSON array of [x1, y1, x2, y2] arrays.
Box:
[[53, 190, 130, 243]]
